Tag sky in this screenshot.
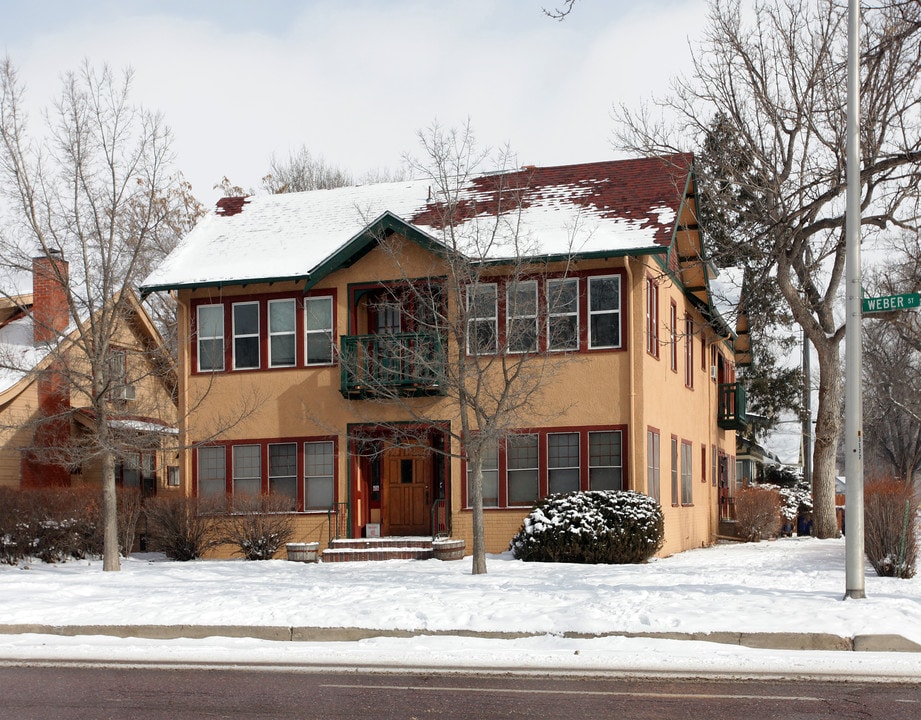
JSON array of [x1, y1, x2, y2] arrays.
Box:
[[1, 537, 920, 678], [0, 0, 710, 207]]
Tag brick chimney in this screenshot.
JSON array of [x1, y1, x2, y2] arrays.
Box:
[[32, 250, 70, 343]]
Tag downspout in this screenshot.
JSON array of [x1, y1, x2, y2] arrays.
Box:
[[624, 257, 638, 493]]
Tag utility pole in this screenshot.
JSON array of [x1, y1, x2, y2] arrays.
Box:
[[844, 0, 866, 600]]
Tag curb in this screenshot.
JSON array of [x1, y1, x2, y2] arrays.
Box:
[[0, 624, 919, 653]]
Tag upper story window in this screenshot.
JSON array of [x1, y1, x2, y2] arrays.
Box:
[[588, 275, 621, 349], [305, 296, 334, 365], [467, 283, 498, 355], [669, 302, 678, 372], [507, 280, 538, 354], [685, 315, 695, 388], [233, 302, 260, 370], [269, 299, 297, 367], [547, 278, 579, 351], [646, 277, 659, 357], [197, 304, 224, 372]]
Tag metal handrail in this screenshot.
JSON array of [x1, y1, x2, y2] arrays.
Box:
[[340, 332, 444, 396], [327, 501, 349, 543], [430, 498, 450, 539]]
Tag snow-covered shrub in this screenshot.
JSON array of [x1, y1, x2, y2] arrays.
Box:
[[145, 495, 221, 561], [734, 486, 782, 541], [510, 490, 664, 564], [864, 479, 917, 579], [217, 493, 296, 560]]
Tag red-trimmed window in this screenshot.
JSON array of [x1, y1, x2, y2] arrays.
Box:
[[588, 275, 622, 349], [305, 296, 334, 365], [670, 435, 679, 506], [669, 302, 678, 372], [547, 277, 579, 351], [684, 315, 694, 388], [647, 428, 661, 501], [232, 302, 260, 370], [646, 277, 659, 357], [196, 304, 224, 372], [681, 440, 693, 505]]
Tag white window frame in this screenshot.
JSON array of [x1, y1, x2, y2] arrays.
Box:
[[506, 433, 539, 506], [547, 277, 579, 352], [268, 298, 297, 368], [646, 429, 660, 501], [305, 296, 334, 366], [196, 304, 224, 372], [197, 445, 226, 498], [681, 440, 693, 505], [304, 440, 335, 510], [548, 431, 580, 495], [588, 275, 622, 349], [466, 283, 498, 355], [232, 301, 261, 370], [232, 444, 261, 497], [506, 280, 538, 354], [588, 430, 622, 491]]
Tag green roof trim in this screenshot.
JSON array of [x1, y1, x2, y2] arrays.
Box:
[[303, 212, 445, 292]]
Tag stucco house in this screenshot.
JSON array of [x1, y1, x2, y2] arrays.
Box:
[[141, 154, 747, 557], [0, 252, 178, 495]]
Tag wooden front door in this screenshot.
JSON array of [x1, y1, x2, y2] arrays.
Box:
[[382, 444, 432, 536]]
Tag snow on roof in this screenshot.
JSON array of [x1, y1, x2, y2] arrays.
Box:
[[142, 155, 693, 291]]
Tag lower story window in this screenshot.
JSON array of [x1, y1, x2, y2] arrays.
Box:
[[198, 446, 226, 498], [507, 434, 539, 506], [548, 432, 579, 495], [466, 444, 499, 507], [305, 441, 335, 509], [233, 445, 261, 497], [588, 430, 623, 491], [269, 443, 297, 509]]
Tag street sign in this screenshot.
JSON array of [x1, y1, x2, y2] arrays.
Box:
[[861, 292, 921, 313]]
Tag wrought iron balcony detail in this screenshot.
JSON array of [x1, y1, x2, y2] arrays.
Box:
[[340, 332, 445, 398], [717, 382, 748, 431]]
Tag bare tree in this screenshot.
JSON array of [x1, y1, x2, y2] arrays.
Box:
[[340, 121, 576, 574], [614, 0, 921, 538], [261, 145, 354, 194], [0, 58, 188, 570]]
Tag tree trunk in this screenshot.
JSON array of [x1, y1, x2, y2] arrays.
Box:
[[102, 450, 121, 571], [811, 341, 843, 539], [468, 452, 487, 575]]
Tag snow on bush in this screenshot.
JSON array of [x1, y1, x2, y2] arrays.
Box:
[[510, 490, 664, 564]]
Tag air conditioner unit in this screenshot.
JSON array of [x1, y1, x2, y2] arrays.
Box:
[[115, 384, 136, 401], [710, 366, 718, 381]]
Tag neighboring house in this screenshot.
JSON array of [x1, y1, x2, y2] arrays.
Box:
[[142, 155, 748, 556], [0, 252, 179, 494]]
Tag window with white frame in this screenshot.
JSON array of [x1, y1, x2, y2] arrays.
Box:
[[681, 440, 693, 505], [233, 302, 260, 369], [197, 304, 224, 371], [198, 446, 226, 498], [305, 296, 334, 365], [467, 283, 498, 354], [467, 443, 499, 507], [646, 277, 659, 356], [268, 299, 297, 367], [588, 275, 621, 348], [684, 315, 694, 387], [646, 429, 660, 501], [507, 280, 538, 353], [670, 436, 679, 505], [588, 430, 622, 491], [507, 434, 539, 505], [669, 303, 678, 372], [269, 443, 297, 508], [305, 441, 334, 509], [548, 432, 580, 495], [547, 277, 579, 351], [232, 444, 261, 497]]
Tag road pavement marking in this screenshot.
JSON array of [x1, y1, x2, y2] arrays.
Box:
[[321, 684, 825, 702]]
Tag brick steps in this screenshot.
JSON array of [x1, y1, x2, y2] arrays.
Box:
[[321, 537, 434, 563]]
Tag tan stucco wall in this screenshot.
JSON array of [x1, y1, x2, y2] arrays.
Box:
[[177, 239, 735, 558]]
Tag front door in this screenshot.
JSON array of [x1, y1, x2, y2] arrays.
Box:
[[382, 444, 432, 536]]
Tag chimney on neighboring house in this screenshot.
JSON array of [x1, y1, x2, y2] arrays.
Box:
[[32, 250, 70, 343]]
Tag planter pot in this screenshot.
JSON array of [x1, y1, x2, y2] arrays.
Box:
[[432, 538, 465, 561], [286, 542, 319, 563]]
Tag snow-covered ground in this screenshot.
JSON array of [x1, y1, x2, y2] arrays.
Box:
[[1, 536, 920, 680]]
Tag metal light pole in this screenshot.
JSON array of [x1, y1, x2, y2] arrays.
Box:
[[844, 0, 865, 600]]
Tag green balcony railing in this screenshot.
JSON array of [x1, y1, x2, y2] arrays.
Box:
[[717, 382, 748, 431], [340, 332, 445, 398]]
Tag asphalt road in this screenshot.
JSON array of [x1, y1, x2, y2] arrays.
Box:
[[1, 665, 919, 719]]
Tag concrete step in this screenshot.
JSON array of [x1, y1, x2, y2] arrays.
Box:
[[321, 536, 434, 562]]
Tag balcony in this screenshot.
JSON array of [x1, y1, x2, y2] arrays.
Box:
[[340, 332, 445, 399], [717, 382, 748, 431]]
